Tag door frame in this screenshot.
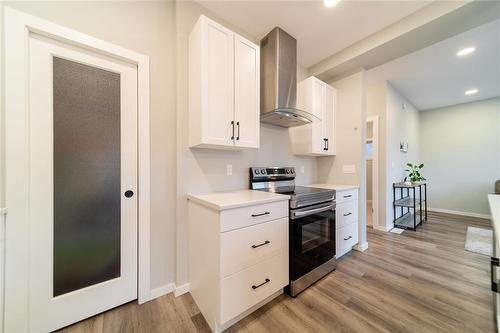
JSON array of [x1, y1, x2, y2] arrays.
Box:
[[366, 116, 379, 229], [3, 7, 151, 331]]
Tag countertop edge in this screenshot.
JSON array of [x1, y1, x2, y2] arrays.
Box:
[[187, 192, 290, 211]]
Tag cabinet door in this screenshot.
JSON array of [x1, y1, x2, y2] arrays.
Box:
[[323, 84, 335, 155], [234, 34, 260, 148], [311, 79, 325, 154], [202, 18, 235, 146]]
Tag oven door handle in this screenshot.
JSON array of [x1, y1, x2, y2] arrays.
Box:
[[291, 203, 335, 219]]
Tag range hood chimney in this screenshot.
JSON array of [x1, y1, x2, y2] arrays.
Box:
[[260, 27, 317, 127]]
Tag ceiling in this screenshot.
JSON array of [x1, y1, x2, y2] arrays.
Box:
[[367, 19, 500, 111], [194, 0, 431, 67]]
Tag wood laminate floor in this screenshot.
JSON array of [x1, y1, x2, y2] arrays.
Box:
[[58, 212, 495, 333]]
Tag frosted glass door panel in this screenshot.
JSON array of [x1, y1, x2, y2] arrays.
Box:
[[53, 57, 121, 296]]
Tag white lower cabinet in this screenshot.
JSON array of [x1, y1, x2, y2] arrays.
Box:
[[188, 197, 289, 333], [336, 188, 359, 258]]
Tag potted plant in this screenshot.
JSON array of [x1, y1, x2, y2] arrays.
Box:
[[405, 163, 426, 184]]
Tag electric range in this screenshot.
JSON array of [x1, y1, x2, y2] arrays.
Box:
[[250, 167, 337, 297]]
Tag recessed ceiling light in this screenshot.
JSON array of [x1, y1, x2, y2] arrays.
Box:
[[324, 0, 340, 7], [465, 89, 478, 95], [457, 47, 475, 57]]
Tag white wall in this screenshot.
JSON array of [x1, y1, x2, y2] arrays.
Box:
[[2, 1, 178, 290], [317, 70, 367, 246], [385, 83, 420, 227], [420, 97, 500, 217], [175, 1, 318, 286]]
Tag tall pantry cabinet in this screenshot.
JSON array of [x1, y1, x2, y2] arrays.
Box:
[[189, 15, 260, 150]]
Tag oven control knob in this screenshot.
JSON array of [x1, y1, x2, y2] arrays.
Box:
[[286, 169, 290, 174], [261, 169, 266, 174], [255, 169, 260, 174]]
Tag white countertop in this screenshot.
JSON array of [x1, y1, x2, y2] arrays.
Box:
[[304, 183, 359, 191], [489, 194, 500, 242], [187, 190, 290, 211]]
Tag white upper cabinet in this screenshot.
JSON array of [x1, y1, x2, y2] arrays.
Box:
[[189, 16, 260, 150], [289, 76, 336, 156]]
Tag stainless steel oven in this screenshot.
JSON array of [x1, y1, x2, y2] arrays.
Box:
[[250, 167, 337, 297], [288, 201, 336, 296]]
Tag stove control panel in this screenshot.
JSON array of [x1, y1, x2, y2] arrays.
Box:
[[250, 167, 295, 180]]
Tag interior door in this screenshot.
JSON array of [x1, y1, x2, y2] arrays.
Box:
[[28, 34, 138, 332], [234, 34, 260, 148]]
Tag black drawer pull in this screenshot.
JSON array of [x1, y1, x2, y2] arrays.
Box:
[[492, 257, 499, 292], [343, 212, 352, 216], [344, 236, 353, 241], [251, 212, 270, 217], [252, 278, 270, 290], [251, 240, 270, 249], [344, 194, 352, 198]]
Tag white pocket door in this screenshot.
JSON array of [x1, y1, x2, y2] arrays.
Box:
[[26, 34, 138, 332]]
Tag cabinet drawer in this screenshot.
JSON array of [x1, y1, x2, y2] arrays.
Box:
[[336, 222, 358, 258], [336, 200, 358, 229], [220, 253, 288, 324], [336, 189, 358, 203], [220, 200, 288, 232], [220, 218, 287, 277]]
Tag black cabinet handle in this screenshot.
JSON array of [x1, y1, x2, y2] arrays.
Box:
[[251, 212, 270, 217], [344, 194, 352, 198], [252, 278, 270, 290], [343, 212, 352, 216], [251, 240, 270, 249], [344, 236, 353, 241], [231, 121, 235, 140], [236, 121, 240, 140], [323, 138, 327, 151], [492, 257, 499, 292], [326, 138, 329, 150]]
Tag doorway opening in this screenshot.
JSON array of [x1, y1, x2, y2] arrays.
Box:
[[366, 116, 379, 229]]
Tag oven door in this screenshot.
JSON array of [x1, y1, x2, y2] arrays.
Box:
[[290, 201, 336, 280]]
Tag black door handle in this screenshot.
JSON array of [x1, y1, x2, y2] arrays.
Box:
[[343, 212, 352, 216], [231, 121, 235, 140], [124, 190, 134, 198], [236, 121, 240, 140], [344, 236, 352, 241]]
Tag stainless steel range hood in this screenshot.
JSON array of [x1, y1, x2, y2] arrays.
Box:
[[260, 27, 317, 127]]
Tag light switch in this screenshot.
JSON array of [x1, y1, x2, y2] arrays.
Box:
[[226, 164, 232, 176], [343, 164, 356, 174]]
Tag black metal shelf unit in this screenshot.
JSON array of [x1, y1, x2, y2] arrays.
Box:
[[393, 182, 428, 231]]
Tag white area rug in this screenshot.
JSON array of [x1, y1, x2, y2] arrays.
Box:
[[465, 226, 493, 256], [390, 228, 404, 234]]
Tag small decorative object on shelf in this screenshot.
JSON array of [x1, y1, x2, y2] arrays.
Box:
[[405, 163, 425, 183], [393, 181, 428, 231]]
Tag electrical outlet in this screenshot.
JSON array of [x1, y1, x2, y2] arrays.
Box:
[[300, 166, 305, 174], [226, 164, 232, 176]]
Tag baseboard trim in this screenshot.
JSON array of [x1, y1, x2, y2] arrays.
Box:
[[174, 283, 190, 297], [150, 283, 175, 299], [428, 207, 491, 220], [374, 224, 393, 232], [149, 282, 191, 301], [353, 242, 369, 252]]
